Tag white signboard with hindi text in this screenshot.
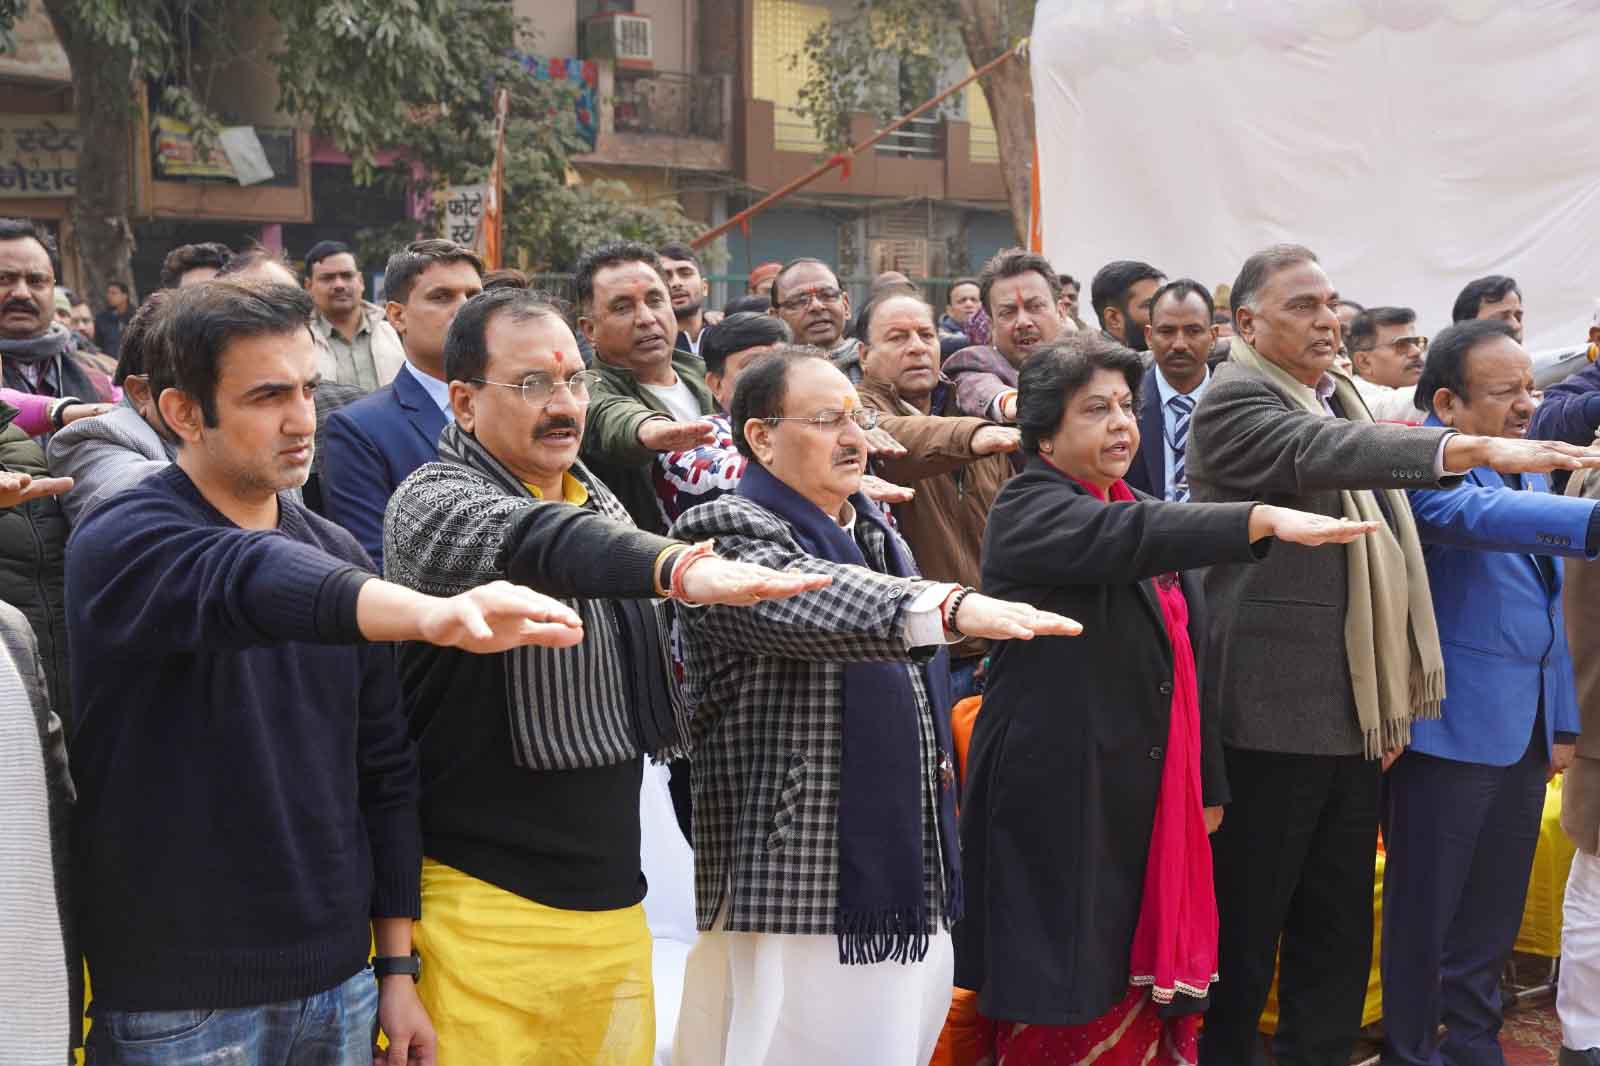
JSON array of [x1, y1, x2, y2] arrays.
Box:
[[439, 184, 488, 248], [0, 115, 78, 198]]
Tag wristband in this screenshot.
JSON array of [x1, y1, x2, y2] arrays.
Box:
[[653, 545, 683, 599], [371, 949, 421, 982], [49, 396, 81, 430], [944, 585, 976, 637], [669, 540, 717, 603]]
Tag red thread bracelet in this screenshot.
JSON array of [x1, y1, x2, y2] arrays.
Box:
[[669, 540, 717, 602]]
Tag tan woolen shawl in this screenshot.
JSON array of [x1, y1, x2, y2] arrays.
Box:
[[1226, 338, 1445, 756]]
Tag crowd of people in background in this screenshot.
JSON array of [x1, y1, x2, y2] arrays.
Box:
[[5, 214, 1600, 1066]]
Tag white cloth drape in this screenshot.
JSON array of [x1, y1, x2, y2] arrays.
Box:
[[1030, 0, 1600, 353], [1561, 849, 1600, 1051]]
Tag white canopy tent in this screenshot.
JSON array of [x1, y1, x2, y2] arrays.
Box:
[[1030, 0, 1600, 354]]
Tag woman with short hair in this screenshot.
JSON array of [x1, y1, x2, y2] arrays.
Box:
[[956, 333, 1375, 1064]]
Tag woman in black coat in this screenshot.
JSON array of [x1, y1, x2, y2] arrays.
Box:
[[955, 333, 1374, 1064]]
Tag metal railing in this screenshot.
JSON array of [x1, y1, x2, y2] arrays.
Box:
[[613, 71, 725, 140], [874, 116, 942, 159]]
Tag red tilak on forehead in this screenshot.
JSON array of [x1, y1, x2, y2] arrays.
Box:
[[553, 349, 566, 366]]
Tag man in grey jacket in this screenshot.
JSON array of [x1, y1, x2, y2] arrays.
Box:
[[1189, 243, 1599, 1066], [48, 293, 173, 526]]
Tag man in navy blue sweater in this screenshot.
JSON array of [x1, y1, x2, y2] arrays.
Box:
[[66, 279, 586, 1066]]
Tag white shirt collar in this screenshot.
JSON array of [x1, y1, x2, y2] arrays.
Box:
[[1154, 364, 1209, 407], [402, 360, 454, 421], [837, 500, 857, 533]]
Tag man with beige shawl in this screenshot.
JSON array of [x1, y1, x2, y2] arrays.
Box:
[[1188, 244, 1600, 1066]]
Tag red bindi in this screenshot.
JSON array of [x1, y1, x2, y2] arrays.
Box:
[[553, 349, 566, 366]]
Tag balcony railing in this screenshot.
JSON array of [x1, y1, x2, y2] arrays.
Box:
[[613, 71, 725, 140], [874, 116, 942, 159]]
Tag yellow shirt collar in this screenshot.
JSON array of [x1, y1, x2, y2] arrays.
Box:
[[523, 472, 589, 506]]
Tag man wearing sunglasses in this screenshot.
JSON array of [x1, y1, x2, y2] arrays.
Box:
[[320, 239, 484, 568], [1348, 306, 1428, 424]]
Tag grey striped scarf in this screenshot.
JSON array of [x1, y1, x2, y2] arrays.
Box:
[[384, 424, 688, 769]]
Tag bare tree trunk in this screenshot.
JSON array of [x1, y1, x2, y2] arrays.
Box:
[[954, 0, 1034, 246], [42, 0, 138, 309]]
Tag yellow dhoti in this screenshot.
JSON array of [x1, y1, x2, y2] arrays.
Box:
[[415, 858, 654, 1066]]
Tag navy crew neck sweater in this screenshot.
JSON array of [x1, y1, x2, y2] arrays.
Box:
[[65, 465, 421, 1010]]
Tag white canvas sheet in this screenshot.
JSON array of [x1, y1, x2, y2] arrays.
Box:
[[1031, 0, 1600, 352]]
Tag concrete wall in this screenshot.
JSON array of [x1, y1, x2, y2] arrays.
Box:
[[525, 0, 582, 55]]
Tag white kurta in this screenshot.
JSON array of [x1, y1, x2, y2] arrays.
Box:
[[673, 903, 954, 1066], [640, 758, 698, 1066]]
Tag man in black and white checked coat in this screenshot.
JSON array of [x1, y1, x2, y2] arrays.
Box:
[[668, 345, 1078, 1066]]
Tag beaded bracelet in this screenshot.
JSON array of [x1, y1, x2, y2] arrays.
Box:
[[669, 540, 717, 603], [944, 585, 976, 637]]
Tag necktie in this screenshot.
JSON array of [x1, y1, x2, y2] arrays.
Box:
[[1167, 393, 1194, 502]]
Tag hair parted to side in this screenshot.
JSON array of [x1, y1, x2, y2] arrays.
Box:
[[383, 239, 484, 306], [443, 288, 566, 385], [1149, 278, 1216, 323], [700, 312, 791, 377], [851, 289, 933, 343], [1451, 275, 1521, 323], [1089, 260, 1165, 324], [1413, 318, 1519, 414], [573, 240, 665, 311], [1230, 244, 1320, 319], [768, 257, 837, 309], [978, 248, 1061, 315], [656, 241, 701, 269], [0, 217, 59, 275], [147, 280, 314, 431], [1015, 333, 1145, 455], [303, 240, 353, 277], [1346, 306, 1416, 353], [728, 344, 833, 461]]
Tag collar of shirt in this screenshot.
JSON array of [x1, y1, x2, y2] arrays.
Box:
[[1154, 365, 1209, 411], [313, 307, 374, 343], [1314, 372, 1339, 415], [837, 499, 857, 533], [522, 472, 590, 506], [402, 360, 454, 420]]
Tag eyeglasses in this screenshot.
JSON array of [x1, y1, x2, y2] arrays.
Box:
[[1355, 335, 1429, 355], [764, 408, 879, 432], [0, 271, 53, 292], [777, 286, 845, 313], [472, 369, 603, 408]]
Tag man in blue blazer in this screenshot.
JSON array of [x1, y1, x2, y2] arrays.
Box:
[[1387, 318, 1595, 1066], [1125, 279, 1215, 500], [321, 240, 484, 570]]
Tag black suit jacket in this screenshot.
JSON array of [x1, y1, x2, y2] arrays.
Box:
[[1126, 365, 1166, 497]]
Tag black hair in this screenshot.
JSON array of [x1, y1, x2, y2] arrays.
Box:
[[572, 240, 664, 311], [443, 288, 565, 385], [482, 268, 531, 291], [1059, 274, 1079, 291], [217, 247, 298, 283], [1337, 298, 1366, 314], [1089, 260, 1165, 325], [1413, 318, 1519, 414], [1346, 306, 1416, 353], [1451, 275, 1521, 323], [0, 218, 58, 276], [1149, 278, 1215, 323], [149, 280, 314, 430], [1212, 309, 1232, 326], [978, 247, 1060, 315], [729, 344, 832, 461], [1231, 244, 1319, 318], [382, 239, 483, 306], [851, 289, 934, 343], [656, 241, 700, 269], [106, 281, 130, 295], [948, 276, 979, 296], [1015, 333, 1145, 455], [160, 243, 233, 289], [303, 240, 354, 277], [112, 289, 173, 385], [700, 312, 791, 377], [769, 258, 837, 309], [722, 293, 771, 316]]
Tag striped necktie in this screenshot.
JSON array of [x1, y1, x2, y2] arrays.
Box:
[[1167, 393, 1195, 502]]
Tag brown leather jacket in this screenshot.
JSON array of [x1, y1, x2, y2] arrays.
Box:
[[857, 376, 1014, 661]]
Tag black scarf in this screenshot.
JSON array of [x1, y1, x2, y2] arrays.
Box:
[[736, 461, 962, 964]]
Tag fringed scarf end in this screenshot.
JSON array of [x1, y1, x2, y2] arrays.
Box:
[[834, 907, 931, 966]]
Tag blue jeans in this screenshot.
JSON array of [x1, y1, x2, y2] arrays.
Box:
[[87, 968, 378, 1066], [949, 656, 984, 703]]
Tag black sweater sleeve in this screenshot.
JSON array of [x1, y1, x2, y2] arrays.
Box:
[[495, 500, 676, 600], [70, 480, 370, 651]]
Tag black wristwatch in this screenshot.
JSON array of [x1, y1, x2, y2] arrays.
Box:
[[371, 949, 421, 982]]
